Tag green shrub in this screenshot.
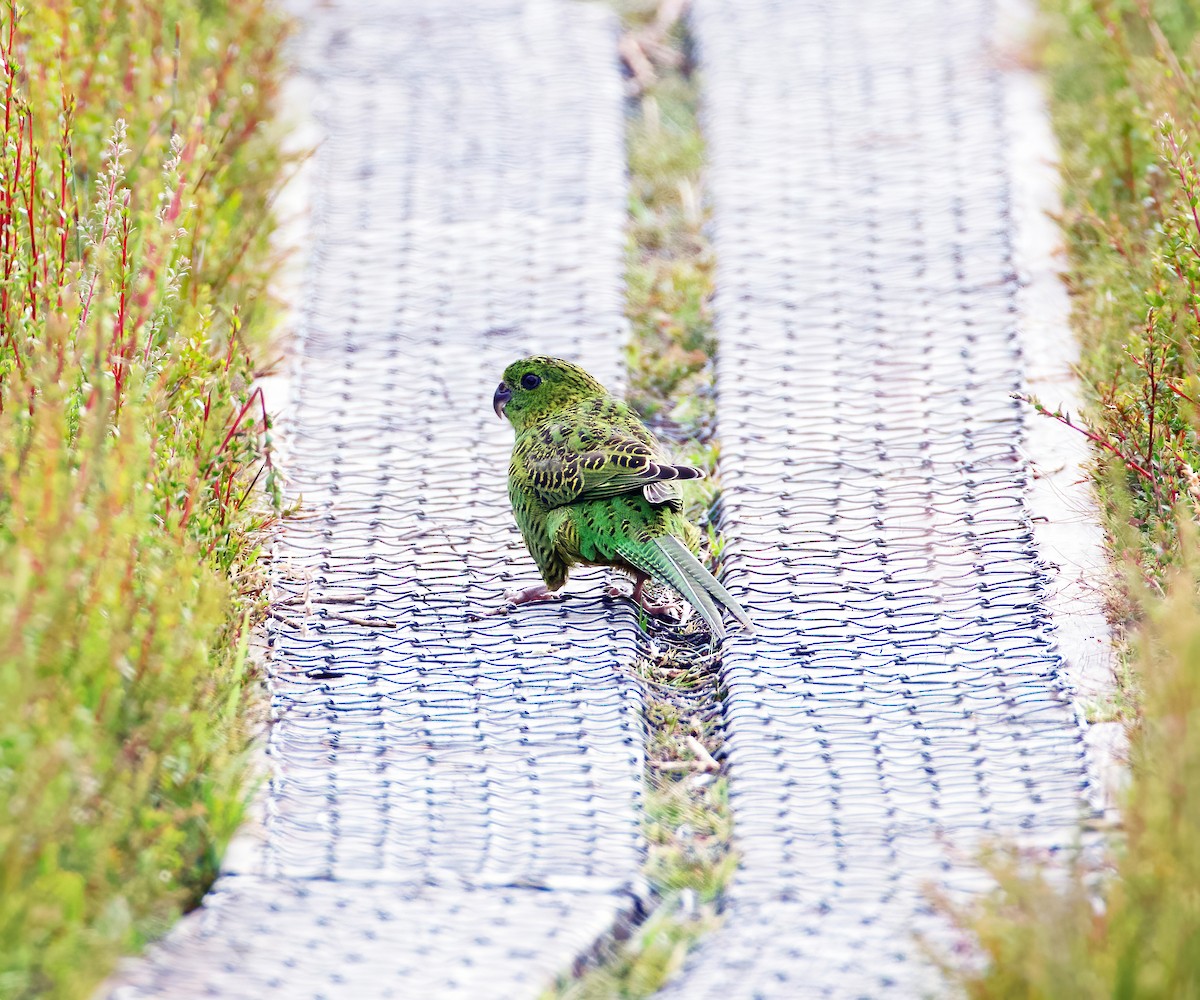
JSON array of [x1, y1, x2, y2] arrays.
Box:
[[0, 3, 286, 997], [946, 2, 1200, 994], [1034, 0, 1200, 586]]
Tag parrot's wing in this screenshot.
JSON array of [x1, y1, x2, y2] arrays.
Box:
[[522, 428, 704, 508]]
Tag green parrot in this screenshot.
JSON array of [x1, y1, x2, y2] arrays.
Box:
[[492, 355, 753, 639]]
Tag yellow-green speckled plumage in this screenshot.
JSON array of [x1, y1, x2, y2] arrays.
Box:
[[493, 356, 753, 638]]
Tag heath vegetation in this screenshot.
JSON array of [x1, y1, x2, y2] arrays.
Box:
[[947, 1, 1200, 994], [0, 3, 286, 996]]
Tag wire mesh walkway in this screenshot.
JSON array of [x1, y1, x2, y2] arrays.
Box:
[[102, 1, 1109, 997], [108, 3, 644, 997], [659, 1, 1097, 996]]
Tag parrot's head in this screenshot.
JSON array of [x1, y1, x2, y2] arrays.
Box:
[[494, 356, 608, 433]]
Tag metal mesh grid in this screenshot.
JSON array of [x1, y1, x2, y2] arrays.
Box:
[[107, 3, 643, 996], [107, 877, 637, 998], [662, 0, 1097, 995]]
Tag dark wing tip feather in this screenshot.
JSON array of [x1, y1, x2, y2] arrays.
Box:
[[642, 463, 706, 506], [648, 463, 706, 482]]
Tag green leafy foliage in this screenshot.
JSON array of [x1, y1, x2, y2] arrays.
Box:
[[945, 1, 1200, 994], [1037, 0, 1200, 584], [0, 2, 286, 996]]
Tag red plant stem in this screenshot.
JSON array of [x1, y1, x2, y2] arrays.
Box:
[[12, 101, 21, 229], [30, 113, 46, 290], [1021, 396, 1155, 481], [224, 308, 239, 371], [1165, 130, 1200, 251], [0, 0, 15, 337], [1126, 345, 1199, 406], [221, 467, 236, 524], [57, 111, 68, 304], [1170, 259, 1200, 333], [217, 386, 267, 456], [181, 385, 271, 531], [4, 49, 21, 322], [1168, 382, 1198, 405], [23, 115, 39, 322], [2, 6, 12, 140], [179, 489, 195, 530], [62, 96, 79, 267], [1146, 324, 1157, 474], [235, 461, 267, 513], [0, 8, 22, 378], [111, 204, 131, 414]]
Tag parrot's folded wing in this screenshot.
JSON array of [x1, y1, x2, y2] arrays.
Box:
[[523, 430, 704, 507]]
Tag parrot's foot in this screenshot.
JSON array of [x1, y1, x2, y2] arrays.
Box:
[[609, 575, 690, 624], [504, 583, 561, 606], [481, 583, 562, 619], [478, 584, 563, 620]]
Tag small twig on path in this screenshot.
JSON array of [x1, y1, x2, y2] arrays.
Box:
[[274, 594, 371, 606], [268, 608, 398, 629], [685, 735, 720, 772], [619, 0, 693, 92]]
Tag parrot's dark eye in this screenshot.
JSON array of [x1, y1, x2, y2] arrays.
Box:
[[520, 373, 542, 390]]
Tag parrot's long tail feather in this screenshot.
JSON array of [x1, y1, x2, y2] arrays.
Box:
[[619, 534, 754, 639], [656, 535, 755, 636], [656, 541, 726, 638]]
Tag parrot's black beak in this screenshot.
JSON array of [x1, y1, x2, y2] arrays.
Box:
[[493, 381, 512, 419]]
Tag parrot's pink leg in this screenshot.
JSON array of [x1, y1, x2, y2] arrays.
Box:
[[483, 583, 562, 618], [607, 573, 685, 621], [504, 583, 561, 606]]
